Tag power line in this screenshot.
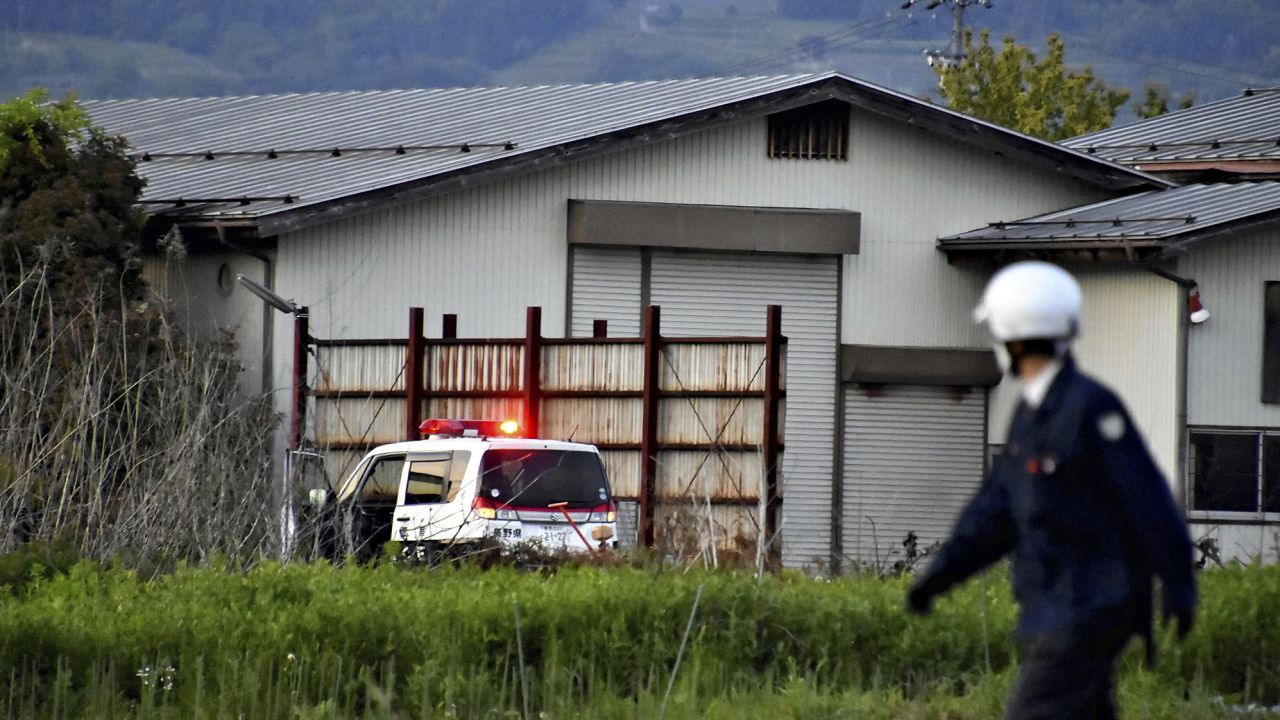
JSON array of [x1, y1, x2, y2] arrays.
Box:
[[719, 15, 900, 75], [1068, 39, 1273, 90], [719, 13, 915, 76], [901, 0, 994, 69]]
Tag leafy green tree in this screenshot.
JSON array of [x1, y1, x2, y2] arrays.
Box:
[[934, 31, 1130, 141], [0, 89, 146, 305], [1132, 81, 1197, 119]]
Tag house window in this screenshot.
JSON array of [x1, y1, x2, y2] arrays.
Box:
[[1263, 282, 1280, 404], [767, 100, 849, 160], [1188, 430, 1280, 514]]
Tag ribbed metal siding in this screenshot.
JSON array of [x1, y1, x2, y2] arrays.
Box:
[[570, 246, 642, 337], [842, 385, 986, 567], [648, 250, 838, 569], [1072, 270, 1182, 482], [1181, 228, 1280, 428], [987, 269, 1182, 485], [1189, 521, 1280, 564], [269, 109, 1109, 492]]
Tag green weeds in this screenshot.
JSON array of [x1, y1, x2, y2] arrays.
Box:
[[0, 558, 1272, 718]]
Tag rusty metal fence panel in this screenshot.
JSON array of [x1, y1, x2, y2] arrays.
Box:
[[299, 305, 785, 560]]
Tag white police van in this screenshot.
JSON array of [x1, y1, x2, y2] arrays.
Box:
[[322, 419, 617, 561]]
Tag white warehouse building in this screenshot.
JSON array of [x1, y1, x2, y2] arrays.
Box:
[[84, 74, 1280, 569]]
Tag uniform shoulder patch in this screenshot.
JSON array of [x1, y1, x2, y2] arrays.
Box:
[[1097, 411, 1126, 442]]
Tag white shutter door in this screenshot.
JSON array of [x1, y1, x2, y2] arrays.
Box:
[[841, 385, 986, 567], [570, 246, 642, 338], [650, 250, 839, 569]]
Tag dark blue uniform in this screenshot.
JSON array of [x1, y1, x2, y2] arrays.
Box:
[[910, 357, 1196, 719]]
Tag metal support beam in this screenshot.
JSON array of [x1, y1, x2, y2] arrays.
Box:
[[290, 307, 310, 450], [522, 307, 543, 439], [406, 307, 425, 440], [763, 305, 784, 566], [639, 305, 662, 549]]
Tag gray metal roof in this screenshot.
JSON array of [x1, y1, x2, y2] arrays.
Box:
[[940, 182, 1280, 257], [84, 73, 1167, 234], [1066, 88, 1280, 166]]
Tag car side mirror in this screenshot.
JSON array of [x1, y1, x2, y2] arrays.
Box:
[[308, 488, 329, 509]]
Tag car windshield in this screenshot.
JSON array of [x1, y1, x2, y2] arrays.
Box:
[[478, 449, 610, 509]]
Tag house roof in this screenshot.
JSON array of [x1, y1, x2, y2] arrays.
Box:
[[939, 182, 1280, 260], [1066, 87, 1280, 168], [84, 73, 1169, 237]]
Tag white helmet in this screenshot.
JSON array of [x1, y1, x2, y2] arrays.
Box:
[[973, 261, 1081, 342]]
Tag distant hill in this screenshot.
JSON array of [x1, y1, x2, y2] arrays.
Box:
[[1, 0, 1276, 115]]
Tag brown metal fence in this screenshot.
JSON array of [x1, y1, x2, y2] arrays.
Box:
[[292, 305, 785, 559]]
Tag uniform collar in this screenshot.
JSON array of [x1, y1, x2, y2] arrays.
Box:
[[1021, 356, 1067, 410]]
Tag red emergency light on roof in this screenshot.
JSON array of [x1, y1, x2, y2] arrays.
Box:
[[418, 418, 523, 438]]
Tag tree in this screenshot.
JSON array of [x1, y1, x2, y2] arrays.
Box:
[[0, 89, 146, 305], [934, 31, 1130, 141], [1132, 81, 1197, 120]]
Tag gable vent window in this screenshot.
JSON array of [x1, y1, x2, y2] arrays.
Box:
[[767, 100, 849, 160]]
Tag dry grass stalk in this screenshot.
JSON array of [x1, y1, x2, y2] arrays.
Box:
[[0, 260, 278, 567]]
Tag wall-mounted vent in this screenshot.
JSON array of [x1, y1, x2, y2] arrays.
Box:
[[767, 100, 849, 160]]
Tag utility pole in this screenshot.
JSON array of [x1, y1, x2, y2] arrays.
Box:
[[900, 0, 994, 69]]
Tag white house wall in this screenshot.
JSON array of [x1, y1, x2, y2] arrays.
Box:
[[159, 251, 274, 400], [1178, 227, 1280, 428], [840, 115, 1106, 349], [987, 269, 1182, 487]]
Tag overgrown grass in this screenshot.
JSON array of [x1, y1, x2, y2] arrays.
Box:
[[0, 557, 1272, 718]]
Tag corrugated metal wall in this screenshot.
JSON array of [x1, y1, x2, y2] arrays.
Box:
[[1189, 521, 1280, 564], [647, 251, 837, 569], [273, 109, 1104, 354], [1179, 228, 1280, 428], [987, 268, 1181, 484], [842, 384, 986, 569], [271, 106, 1114, 567], [570, 246, 642, 337]]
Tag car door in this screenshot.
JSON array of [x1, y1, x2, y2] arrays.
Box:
[[395, 450, 474, 545], [346, 453, 405, 560]]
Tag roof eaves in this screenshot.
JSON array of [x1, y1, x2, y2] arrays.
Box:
[[1158, 205, 1280, 258], [940, 194, 1280, 260]]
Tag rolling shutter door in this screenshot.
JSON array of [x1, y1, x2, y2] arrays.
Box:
[[841, 384, 986, 567], [569, 246, 643, 546], [650, 250, 839, 569], [569, 246, 642, 337]]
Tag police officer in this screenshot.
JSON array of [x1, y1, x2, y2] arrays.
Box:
[[906, 261, 1197, 720]]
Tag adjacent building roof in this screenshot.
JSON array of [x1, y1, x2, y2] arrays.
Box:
[[939, 182, 1280, 260], [84, 72, 1168, 237], [1066, 87, 1280, 170]]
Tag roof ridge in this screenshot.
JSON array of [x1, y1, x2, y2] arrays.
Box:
[[1067, 87, 1280, 145], [80, 74, 822, 105]]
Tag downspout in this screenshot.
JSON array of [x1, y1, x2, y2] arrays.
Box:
[[214, 223, 276, 397], [1144, 264, 1193, 508]]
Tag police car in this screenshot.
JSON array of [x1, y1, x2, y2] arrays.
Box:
[[322, 419, 617, 561]]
